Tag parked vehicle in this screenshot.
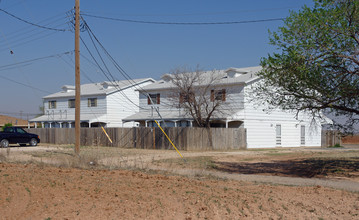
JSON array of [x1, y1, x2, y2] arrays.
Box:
[[0, 127, 40, 148]]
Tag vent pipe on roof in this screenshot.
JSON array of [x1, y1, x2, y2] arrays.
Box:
[[62, 85, 75, 92], [101, 82, 115, 89]]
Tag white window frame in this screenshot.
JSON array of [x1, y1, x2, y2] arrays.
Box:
[[88, 98, 97, 107], [49, 100, 57, 109], [68, 99, 75, 108]]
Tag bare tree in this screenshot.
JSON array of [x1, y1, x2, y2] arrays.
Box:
[[168, 66, 228, 128]]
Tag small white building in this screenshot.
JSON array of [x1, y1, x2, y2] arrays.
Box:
[[124, 67, 330, 148], [30, 78, 155, 128]]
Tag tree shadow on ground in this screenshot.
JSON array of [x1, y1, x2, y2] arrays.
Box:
[[213, 157, 359, 178]]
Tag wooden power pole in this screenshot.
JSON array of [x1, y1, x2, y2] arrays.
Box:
[[75, 0, 80, 154]]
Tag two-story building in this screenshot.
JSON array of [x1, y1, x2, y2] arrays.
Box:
[[124, 67, 330, 148], [30, 78, 155, 128]]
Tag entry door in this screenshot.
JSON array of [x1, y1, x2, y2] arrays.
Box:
[[276, 124, 281, 146]]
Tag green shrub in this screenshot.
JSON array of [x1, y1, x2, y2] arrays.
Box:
[[328, 143, 343, 148], [1, 123, 12, 131]]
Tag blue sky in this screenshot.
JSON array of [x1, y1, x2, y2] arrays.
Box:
[[0, 0, 314, 118]]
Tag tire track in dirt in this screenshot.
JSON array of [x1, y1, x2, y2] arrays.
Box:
[[144, 166, 359, 192]]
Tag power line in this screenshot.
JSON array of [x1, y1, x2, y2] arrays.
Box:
[[1, 11, 70, 40], [81, 13, 284, 25], [0, 74, 51, 93], [80, 33, 143, 111], [82, 19, 173, 126], [0, 63, 32, 72], [82, 6, 300, 17], [0, 31, 58, 52], [0, 8, 68, 31], [0, 51, 73, 70], [0, 20, 69, 46], [0, 111, 39, 116]]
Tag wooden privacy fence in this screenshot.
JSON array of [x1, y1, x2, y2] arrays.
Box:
[[27, 127, 247, 150], [321, 130, 341, 147]]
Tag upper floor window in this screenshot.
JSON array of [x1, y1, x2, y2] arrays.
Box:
[[88, 98, 97, 107], [148, 93, 160, 105], [179, 92, 194, 104], [68, 99, 75, 108], [49, 100, 57, 109], [210, 89, 226, 101]]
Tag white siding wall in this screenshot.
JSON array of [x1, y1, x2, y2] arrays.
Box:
[[224, 85, 245, 110], [139, 89, 180, 112], [44, 96, 106, 120], [243, 81, 322, 148], [106, 87, 139, 127], [107, 81, 154, 127], [81, 96, 107, 117], [139, 84, 245, 113], [40, 80, 154, 128]]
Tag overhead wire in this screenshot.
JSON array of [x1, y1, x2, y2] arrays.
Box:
[[0, 51, 75, 95], [0, 10, 72, 100], [0, 32, 58, 52], [81, 19, 184, 151], [0, 8, 68, 31], [82, 6, 299, 17], [81, 13, 284, 25], [61, 13, 143, 117], [0, 11, 71, 52], [83, 18, 246, 121], [61, 50, 141, 115], [1, 11, 69, 39], [0, 74, 51, 93], [80, 22, 142, 111], [0, 51, 73, 70], [0, 21, 69, 47], [0, 63, 32, 72], [0, 111, 39, 117], [82, 18, 173, 126], [60, 52, 94, 83]]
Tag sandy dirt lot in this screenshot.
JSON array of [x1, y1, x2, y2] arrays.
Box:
[[0, 145, 359, 219]]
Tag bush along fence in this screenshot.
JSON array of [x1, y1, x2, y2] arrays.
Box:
[[27, 127, 247, 151]]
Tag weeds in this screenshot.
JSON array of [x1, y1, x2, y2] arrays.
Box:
[[328, 143, 343, 148]]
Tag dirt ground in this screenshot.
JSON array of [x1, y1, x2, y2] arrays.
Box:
[[1, 145, 359, 219]]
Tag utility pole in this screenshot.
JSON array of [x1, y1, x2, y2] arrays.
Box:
[[75, 0, 80, 154]]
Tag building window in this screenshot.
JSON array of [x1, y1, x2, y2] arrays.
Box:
[[276, 124, 281, 146], [148, 93, 160, 105], [68, 99, 75, 108], [88, 98, 97, 107], [49, 100, 56, 109], [179, 92, 194, 104], [211, 89, 226, 101], [300, 125, 305, 145]]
